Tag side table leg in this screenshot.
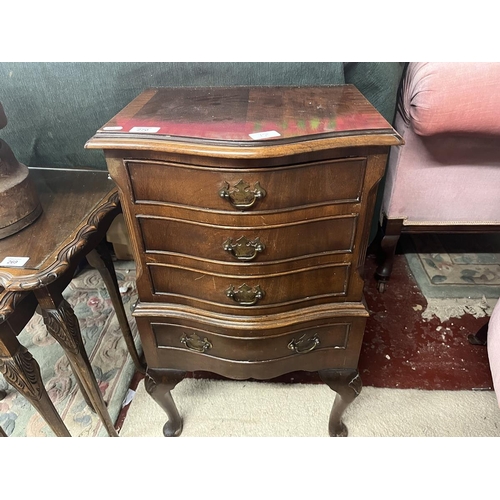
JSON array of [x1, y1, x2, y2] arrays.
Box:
[[86, 244, 145, 373], [37, 292, 119, 437], [71, 365, 96, 412], [144, 369, 186, 437], [318, 369, 362, 437], [0, 337, 71, 437], [36, 307, 95, 412]]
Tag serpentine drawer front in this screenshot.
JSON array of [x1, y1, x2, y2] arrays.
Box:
[[146, 316, 368, 381], [126, 157, 366, 212], [137, 213, 358, 263], [146, 261, 350, 314], [86, 85, 403, 437]]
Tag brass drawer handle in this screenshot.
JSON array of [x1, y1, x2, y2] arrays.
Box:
[[219, 180, 266, 210], [180, 333, 213, 353], [226, 283, 264, 306], [223, 236, 265, 261], [287, 334, 320, 354]]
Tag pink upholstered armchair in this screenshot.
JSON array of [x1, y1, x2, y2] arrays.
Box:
[[488, 300, 500, 405], [375, 62, 500, 290]]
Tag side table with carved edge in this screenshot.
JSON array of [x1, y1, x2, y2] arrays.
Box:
[[0, 168, 145, 437], [1, 288, 71, 436]]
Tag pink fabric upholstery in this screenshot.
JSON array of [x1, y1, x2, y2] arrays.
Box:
[[381, 62, 500, 226], [488, 300, 500, 407], [401, 62, 500, 136]]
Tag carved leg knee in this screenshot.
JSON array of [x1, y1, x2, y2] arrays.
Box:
[[40, 297, 118, 437]]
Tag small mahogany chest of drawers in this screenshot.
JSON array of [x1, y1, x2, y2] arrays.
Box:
[[87, 85, 403, 436]]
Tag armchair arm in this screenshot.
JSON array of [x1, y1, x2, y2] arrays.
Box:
[[399, 62, 500, 136]]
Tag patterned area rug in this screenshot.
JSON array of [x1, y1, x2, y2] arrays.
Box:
[[404, 233, 500, 300], [0, 261, 140, 437]]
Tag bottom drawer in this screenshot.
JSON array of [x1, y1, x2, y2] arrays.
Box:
[[154, 321, 352, 361], [137, 314, 367, 380]]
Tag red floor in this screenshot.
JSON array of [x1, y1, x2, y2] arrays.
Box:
[[360, 251, 492, 390], [253, 249, 493, 390]]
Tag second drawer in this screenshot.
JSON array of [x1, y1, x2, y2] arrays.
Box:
[[138, 213, 357, 264]]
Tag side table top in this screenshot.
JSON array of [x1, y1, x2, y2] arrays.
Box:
[[0, 168, 118, 290]]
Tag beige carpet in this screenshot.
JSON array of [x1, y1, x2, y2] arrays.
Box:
[[120, 378, 500, 437]]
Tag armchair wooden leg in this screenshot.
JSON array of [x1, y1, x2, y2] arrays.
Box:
[[468, 320, 489, 346], [375, 217, 404, 292]]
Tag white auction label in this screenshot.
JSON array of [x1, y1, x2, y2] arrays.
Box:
[[0, 256, 30, 267], [249, 130, 281, 140], [102, 126, 123, 131], [129, 126, 161, 133]]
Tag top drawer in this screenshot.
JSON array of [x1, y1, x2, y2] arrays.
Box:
[[126, 157, 366, 213]]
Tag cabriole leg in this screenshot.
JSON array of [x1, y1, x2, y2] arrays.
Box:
[[144, 369, 186, 437], [319, 369, 362, 437]]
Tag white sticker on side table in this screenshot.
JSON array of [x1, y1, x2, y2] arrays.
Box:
[[249, 130, 281, 140], [129, 126, 161, 133], [0, 256, 30, 267]]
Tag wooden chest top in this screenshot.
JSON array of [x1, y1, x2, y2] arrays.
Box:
[[86, 85, 402, 156]]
